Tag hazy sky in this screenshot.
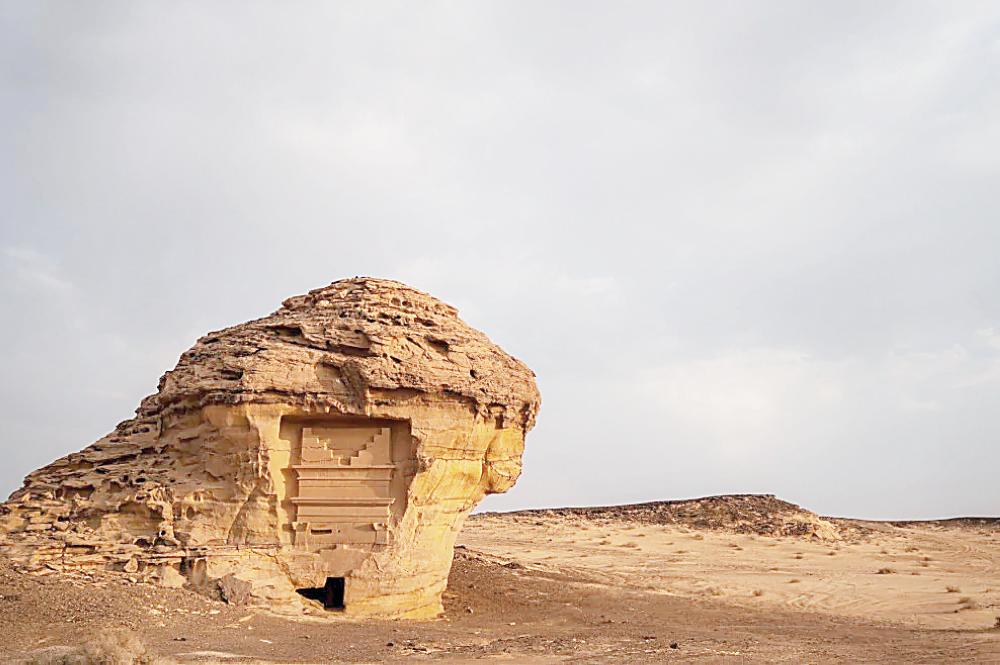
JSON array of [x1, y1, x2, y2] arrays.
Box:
[[2, 2, 998, 519]]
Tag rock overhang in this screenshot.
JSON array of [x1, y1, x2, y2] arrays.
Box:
[[148, 278, 538, 426]]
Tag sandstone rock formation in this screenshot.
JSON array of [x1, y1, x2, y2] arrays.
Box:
[[0, 278, 540, 618]]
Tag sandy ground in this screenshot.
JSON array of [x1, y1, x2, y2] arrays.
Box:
[[1, 496, 998, 663], [461, 511, 1000, 631]]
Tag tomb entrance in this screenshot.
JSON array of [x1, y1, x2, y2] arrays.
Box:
[[297, 576, 346, 610]]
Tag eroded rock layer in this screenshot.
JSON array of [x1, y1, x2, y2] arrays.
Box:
[[0, 278, 540, 618]]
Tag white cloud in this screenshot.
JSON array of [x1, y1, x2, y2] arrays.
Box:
[[638, 348, 848, 459], [1, 246, 74, 294], [976, 327, 1000, 351]]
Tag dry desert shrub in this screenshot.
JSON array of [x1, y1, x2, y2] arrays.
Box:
[[876, 568, 896, 575], [25, 629, 168, 665]]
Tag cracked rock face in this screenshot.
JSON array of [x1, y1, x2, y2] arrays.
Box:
[[0, 278, 540, 618]]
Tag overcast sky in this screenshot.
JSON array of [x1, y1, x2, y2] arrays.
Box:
[[2, 2, 998, 519]]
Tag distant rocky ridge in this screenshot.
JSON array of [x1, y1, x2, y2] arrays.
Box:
[[484, 494, 863, 540]]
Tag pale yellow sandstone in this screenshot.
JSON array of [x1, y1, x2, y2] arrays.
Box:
[[0, 278, 539, 618]]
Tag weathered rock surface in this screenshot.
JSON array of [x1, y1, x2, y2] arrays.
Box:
[[0, 278, 539, 618], [486, 495, 858, 541]]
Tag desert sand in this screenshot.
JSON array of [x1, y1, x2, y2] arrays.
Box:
[[464, 496, 1000, 632], [2, 495, 998, 663]]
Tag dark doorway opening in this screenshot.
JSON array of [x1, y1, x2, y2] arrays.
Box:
[[296, 576, 345, 610]]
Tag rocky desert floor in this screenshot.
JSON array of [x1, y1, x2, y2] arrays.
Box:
[[2, 495, 999, 664]]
